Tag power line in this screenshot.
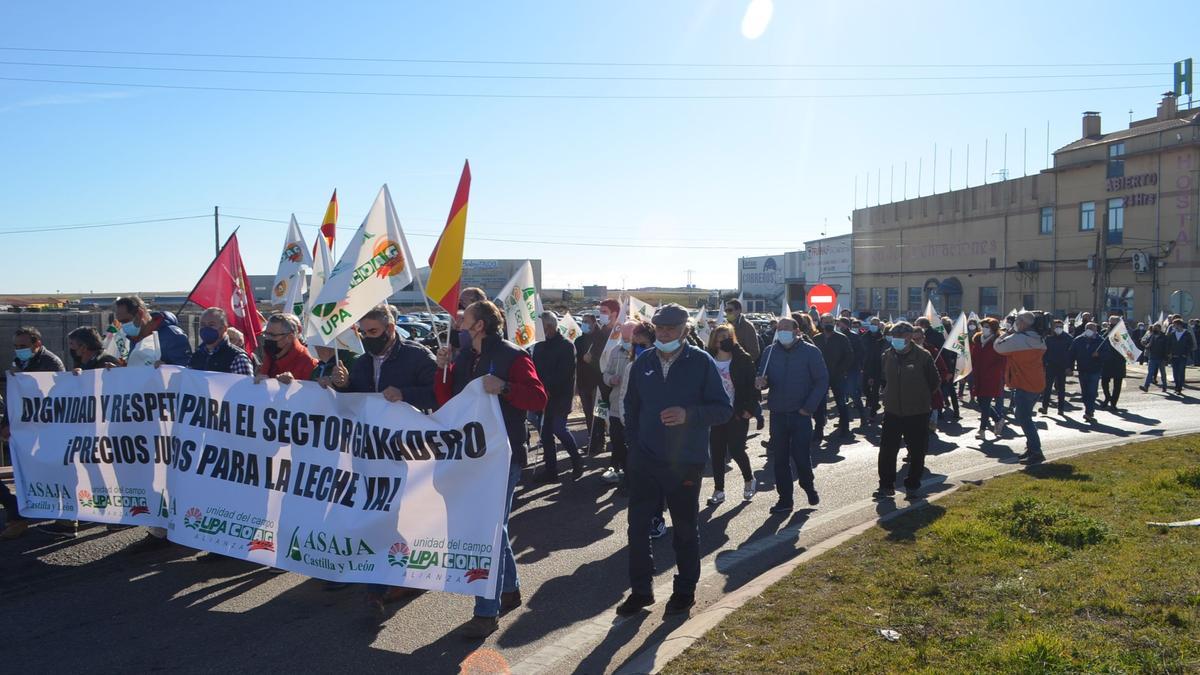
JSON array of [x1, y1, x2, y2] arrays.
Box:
[[218, 213, 790, 250], [0, 75, 1166, 101], [0, 59, 1169, 83], [0, 46, 1173, 69], [0, 214, 209, 236]]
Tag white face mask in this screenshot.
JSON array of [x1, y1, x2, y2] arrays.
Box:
[[1084, 329, 1096, 338], [597, 313, 611, 327], [1054, 327, 1064, 335], [982, 328, 993, 338]]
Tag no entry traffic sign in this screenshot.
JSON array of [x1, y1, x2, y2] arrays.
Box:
[[806, 284, 837, 314]]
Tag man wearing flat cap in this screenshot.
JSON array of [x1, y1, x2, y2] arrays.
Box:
[[616, 303, 732, 618]]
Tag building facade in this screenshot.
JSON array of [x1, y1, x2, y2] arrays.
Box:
[[738, 253, 791, 313], [852, 93, 1200, 321], [803, 234, 854, 312]]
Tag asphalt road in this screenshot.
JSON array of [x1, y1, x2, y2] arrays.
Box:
[[3, 367, 1198, 674]]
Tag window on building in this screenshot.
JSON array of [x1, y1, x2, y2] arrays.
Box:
[[886, 287, 899, 312], [1105, 287, 1133, 320], [1080, 201, 1095, 231], [979, 287, 999, 316], [871, 287, 883, 311], [1022, 294, 1035, 311], [1107, 142, 1125, 179], [1040, 206, 1054, 235], [854, 288, 867, 311], [1107, 197, 1124, 245], [907, 287, 922, 312]]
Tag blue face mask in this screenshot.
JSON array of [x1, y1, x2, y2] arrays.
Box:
[[889, 337, 908, 350], [654, 338, 681, 353], [776, 330, 795, 346], [15, 347, 33, 362], [122, 323, 140, 338], [580, 322, 591, 334], [867, 324, 879, 333], [634, 344, 649, 357], [199, 327, 221, 345], [457, 329, 472, 350]]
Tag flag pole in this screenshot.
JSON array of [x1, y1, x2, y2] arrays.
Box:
[[390, 195, 451, 381], [180, 228, 239, 315]]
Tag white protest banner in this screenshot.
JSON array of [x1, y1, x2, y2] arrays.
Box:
[[497, 260, 544, 349], [8, 369, 512, 598], [6, 367, 177, 525], [166, 371, 510, 597], [943, 311, 973, 382]]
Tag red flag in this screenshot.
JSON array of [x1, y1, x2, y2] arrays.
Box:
[[185, 231, 264, 355]]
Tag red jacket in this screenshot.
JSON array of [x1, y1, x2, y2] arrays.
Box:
[[969, 334, 1007, 398], [260, 337, 317, 381]]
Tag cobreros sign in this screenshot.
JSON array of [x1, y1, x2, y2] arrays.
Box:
[[6, 367, 511, 598]]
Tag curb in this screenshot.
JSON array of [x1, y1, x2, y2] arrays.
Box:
[[614, 426, 1200, 675]]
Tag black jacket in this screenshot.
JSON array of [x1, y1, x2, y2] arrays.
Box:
[[708, 346, 761, 418], [1168, 329, 1196, 358], [532, 332, 577, 416], [345, 338, 437, 410], [844, 330, 866, 371], [188, 340, 248, 374], [1043, 332, 1073, 371], [862, 331, 887, 381], [813, 328, 853, 380], [1142, 332, 1170, 360], [13, 347, 64, 372]]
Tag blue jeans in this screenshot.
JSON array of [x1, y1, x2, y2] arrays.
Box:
[[626, 453, 702, 596], [1144, 359, 1167, 390], [541, 411, 580, 473], [1171, 356, 1189, 392], [977, 396, 1003, 431], [842, 369, 863, 408], [1078, 371, 1101, 414], [475, 462, 523, 617], [769, 411, 815, 504], [1012, 389, 1041, 456]]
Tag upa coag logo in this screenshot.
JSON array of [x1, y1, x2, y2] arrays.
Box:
[[280, 241, 304, 264], [186, 507, 275, 552], [287, 527, 376, 573], [387, 537, 411, 568], [77, 489, 149, 515]]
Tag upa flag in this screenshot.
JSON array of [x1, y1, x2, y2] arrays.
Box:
[[306, 185, 416, 346], [1106, 318, 1143, 364], [305, 233, 364, 354], [780, 295, 792, 319], [186, 232, 264, 355], [426, 161, 471, 314], [316, 190, 338, 255], [627, 295, 655, 323], [271, 214, 313, 310], [943, 311, 973, 382], [558, 312, 582, 341], [497, 261, 544, 349]]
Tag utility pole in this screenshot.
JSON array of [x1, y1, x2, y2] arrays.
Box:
[[213, 206, 220, 256]]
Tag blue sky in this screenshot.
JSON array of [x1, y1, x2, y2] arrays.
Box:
[[0, 1, 1190, 294]]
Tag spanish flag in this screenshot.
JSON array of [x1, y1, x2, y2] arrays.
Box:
[[426, 161, 471, 314], [317, 189, 338, 254]]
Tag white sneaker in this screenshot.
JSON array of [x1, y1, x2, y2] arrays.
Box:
[[600, 468, 621, 484], [707, 491, 726, 506], [743, 480, 757, 501]]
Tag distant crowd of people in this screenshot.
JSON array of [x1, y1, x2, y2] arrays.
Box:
[[1, 292, 1196, 633]]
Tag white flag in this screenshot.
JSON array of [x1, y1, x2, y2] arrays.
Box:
[[101, 325, 130, 361], [305, 233, 364, 354], [271, 214, 313, 310], [558, 312, 583, 341], [306, 185, 416, 346], [126, 332, 161, 368], [943, 311, 973, 382], [497, 260, 544, 349], [1106, 318, 1143, 364], [924, 300, 939, 330], [780, 295, 792, 319], [627, 295, 655, 323]]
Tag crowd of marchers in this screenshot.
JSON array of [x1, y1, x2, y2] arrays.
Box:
[[1, 292, 1197, 637]]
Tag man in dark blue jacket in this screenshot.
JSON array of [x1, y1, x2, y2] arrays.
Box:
[[1069, 322, 1105, 422], [1168, 317, 1196, 394], [332, 305, 438, 410], [114, 296, 193, 366], [617, 304, 732, 618], [1041, 319, 1072, 414], [757, 317, 829, 513]]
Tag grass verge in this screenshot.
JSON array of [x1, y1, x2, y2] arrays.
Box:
[[664, 436, 1200, 674]]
